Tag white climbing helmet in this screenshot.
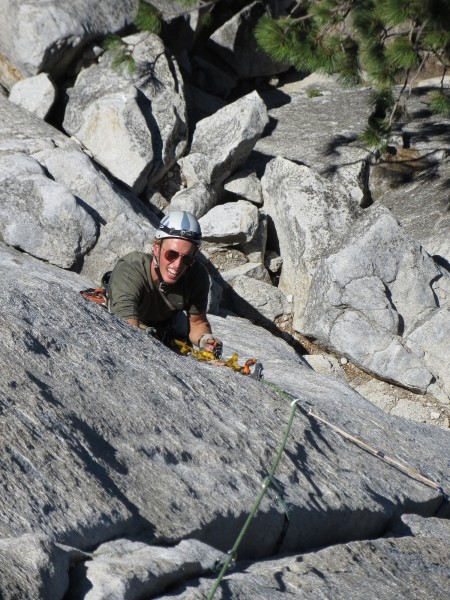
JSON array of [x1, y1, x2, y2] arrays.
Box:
[[155, 211, 202, 246]]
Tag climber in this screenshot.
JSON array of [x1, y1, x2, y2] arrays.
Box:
[[107, 210, 223, 357]]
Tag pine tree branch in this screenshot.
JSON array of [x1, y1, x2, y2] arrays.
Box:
[[408, 53, 428, 92]]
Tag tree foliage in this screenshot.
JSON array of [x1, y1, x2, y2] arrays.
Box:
[[255, 0, 450, 148]]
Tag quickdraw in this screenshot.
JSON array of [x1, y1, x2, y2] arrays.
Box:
[[80, 288, 108, 307], [172, 339, 263, 379]]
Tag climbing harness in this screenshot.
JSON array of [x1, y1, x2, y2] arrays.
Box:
[[171, 339, 263, 379]]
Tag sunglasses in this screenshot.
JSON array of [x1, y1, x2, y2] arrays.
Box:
[[163, 249, 196, 267]]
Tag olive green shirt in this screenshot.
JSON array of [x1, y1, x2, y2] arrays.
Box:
[[107, 251, 209, 326]]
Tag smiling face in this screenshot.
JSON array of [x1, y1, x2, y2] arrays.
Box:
[[151, 238, 197, 284]]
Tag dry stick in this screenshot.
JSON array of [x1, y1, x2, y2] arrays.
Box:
[[308, 410, 445, 493]]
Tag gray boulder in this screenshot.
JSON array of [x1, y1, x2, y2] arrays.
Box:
[[261, 157, 359, 330], [0, 94, 74, 154], [221, 262, 272, 285], [255, 78, 373, 204], [200, 200, 260, 245], [208, 1, 290, 79], [406, 308, 450, 398], [169, 182, 217, 219], [179, 91, 269, 187], [8, 73, 56, 120], [239, 211, 268, 263], [64, 32, 187, 193], [224, 168, 263, 205], [68, 538, 224, 600], [33, 146, 158, 281], [0, 0, 138, 80], [0, 95, 158, 279], [0, 535, 70, 600], [0, 154, 98, 268], [228, 275, 291, 323], [302, 204, 448, 395]]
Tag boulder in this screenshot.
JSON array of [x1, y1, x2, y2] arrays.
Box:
[[0, 0, 138, 80], [261, 157, 359, 329], [228, 275, 291, 323], [254, 77, 373, 204], [200, 200, 260, 245], [0, 94, 73, 154], [224, 168, 263, 205], [179, 91, 269, 187], [0, 97, 158, 279], [221, 262, 272, 285], [169, 182, 217, 219], [303, 354, 347, 382], [264, 250, 282, 274], [208, 1, 290, 79], [68, 538, 224, 600], [200, 245, 248, 273], [8, 73, 57, 120], [63, 32, 188, 193], [0, 535, 70, 600], [238, 211, 268, 263], [302, 204, 449, 395], [0, 154, 98, 268], [373, 157, 450, 262], [406, 308, 450, 398]]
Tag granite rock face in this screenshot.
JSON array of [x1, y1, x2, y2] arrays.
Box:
[[166, 516, 450, 599], [0, 535, 70, 600], [1, 6, 450, 597], [1, 242, 449, 597]]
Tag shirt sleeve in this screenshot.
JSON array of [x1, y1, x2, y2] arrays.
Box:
[[108, 256, 145, 320]]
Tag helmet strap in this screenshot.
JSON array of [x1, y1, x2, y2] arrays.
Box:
[[151, 241, 163, 284]]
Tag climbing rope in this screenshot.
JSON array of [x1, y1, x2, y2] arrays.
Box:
[[207, 385, 297, 600]]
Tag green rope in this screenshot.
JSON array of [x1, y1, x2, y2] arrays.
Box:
[[207, 384, 299, 600]]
